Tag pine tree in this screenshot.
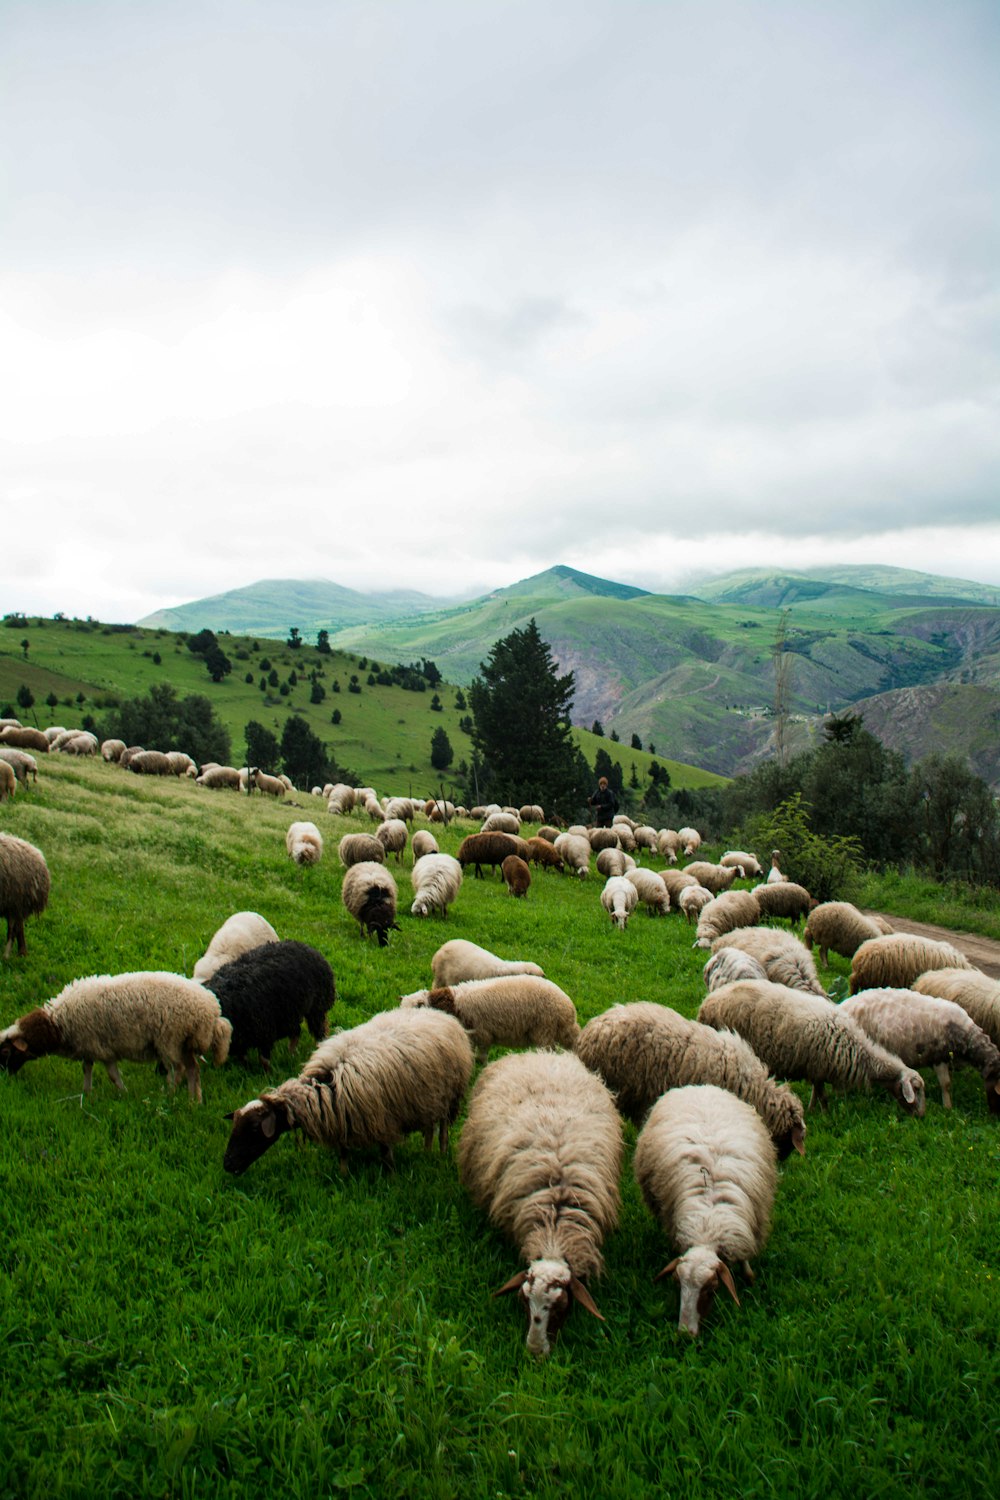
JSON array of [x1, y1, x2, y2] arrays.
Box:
[[430, 726, 454, 771]]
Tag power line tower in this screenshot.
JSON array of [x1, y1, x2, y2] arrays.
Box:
[[772, 608, 793, 767]]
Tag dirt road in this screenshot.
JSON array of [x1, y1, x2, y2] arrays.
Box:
[[867, 913, 1000, 979]]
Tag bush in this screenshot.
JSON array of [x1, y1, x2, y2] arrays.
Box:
[[739, 793, 864, 904]]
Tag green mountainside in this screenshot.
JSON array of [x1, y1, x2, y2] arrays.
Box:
[[139, 578, 458, 636]]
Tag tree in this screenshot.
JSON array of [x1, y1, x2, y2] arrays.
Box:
[[287, 627, 302, 650], [454, 688, 466, 711], [431, 726, 454, 771], [468, 618, 585, 812], [310, 681, 326, 704], [101, 683, 231, 765], [593, 747, 624, 797], [280, 715, 328, 787], [204, 644, 232, 682], [630, 732, 642, 750], [245, 720, 281, 771], [187, 628, 217, 657], [16, 684, 34, 712], [908, 753, 1000, 883], [609, 729, 620, 743], [316, 629, 331, 655], [45, 691, 59, 709], [331, 708, 342, 725], [430, 693, 443, 712], [421, 658, 442, 687], [20, 638, 29, 660], [591, 720, 604, 737]]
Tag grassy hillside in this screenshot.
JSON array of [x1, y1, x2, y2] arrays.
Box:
[[139, 578, 455, 636], [1, 758, 998, 1498]]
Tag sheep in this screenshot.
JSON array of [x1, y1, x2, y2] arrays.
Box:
[[803, 902, 894, 966], [341, 861, 400, 946], [119, 746, 146, 769], [601, 875, 638, 930], [658, 829, 681, 864], [709, 926, 827, 996], [693, 890, 761, 949], [850, 934, 973, 995], [840, 988, 1000, 1113], [363, 795, 384, 821], [457, 831, 524, 879], [400, 974, 579, 1064], [519, 804, 544, 823], [374, 818, 408, 864], [166, 751, 197, 777], [326, 783, 356, 815], [252, 768, 286, 798], [203, 940, 335, 1071], [537, 825, 562, 844], [576, 1002, 806, 1158], [553, 832, 591, 880], [678, 827, 701, 857], [683, 862, 737, 894], [222, 1007, 474, 1174], [337, 833, 385, 868], [703, 947, 770, 991], [678, 885, 714, 925], [458, 1050, 622, 1357], [626, 867, 670, 915], [41, 724, 63, 741], [0, 971, 231, 1101], [0, 726, 49, 753], [913, 968, 1000, 1051], [428, 799, 457, 824], [61, 733, 97, 756], [0, 747, 38, 785], [634, 1085, 777, 1336], [697, 980, 926, 1115], [430, 939, 544, 989], [410, 853, 463, 918], [524, 836, 564, 872], [411, 829, 440, 861], [482, 811, 521, 835], [596, 847, 627, 879], [632, 825, 659, 855], [502, 855, 531, 898], [0, 834, 50, 959], [566, 824, 589, 837], [662, 868, 699, 903], [0, 759, 14, 802], [195, 765, 242, 791], [101, 738, 127, 762], [721, 850, 764, 879], [193, 911, 279, 984], [128, 750, 173, 776], [751, 882, 814, 926], [614, 823, 638, 854], [286, 821, 323, 866], [589, 827, 620, 852]]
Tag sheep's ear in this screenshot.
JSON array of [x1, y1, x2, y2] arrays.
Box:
[[223, 1111, 235, 1121], [900, 1076, 916, 1104], [569, 1276, 605, 1322], [654, 1258, 681, 1283], [492, 1271, 528, 1298], [11, 1037, 29, 1054], [261, 1111, 278, 1139], [792, 1123, 807, 1156], [717, 1263, 740, 1306]]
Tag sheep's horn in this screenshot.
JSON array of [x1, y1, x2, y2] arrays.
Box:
[[718, 1263, 740, 1306], [654, 1258, 681, 1283], [491, 1271, 528, 1298], [569, 1276, 605, 1321], [792, 1124, 807, 1156]]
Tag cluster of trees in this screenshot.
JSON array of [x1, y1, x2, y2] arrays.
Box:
[[100, 683, 232, 766], [186, 628, 232, 683]]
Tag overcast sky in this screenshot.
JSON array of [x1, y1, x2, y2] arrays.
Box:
[[2, 0, 998, 621]]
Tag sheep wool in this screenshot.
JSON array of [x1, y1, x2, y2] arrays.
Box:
[[456, 832, 525, 879], [803, 902, 894, 966], [501, 855, 531, 898], [840, 987, 1000, 1113], [458, 1050, 622, 1357], [703, 947, 769, 991], [411, 830, 440, 861], [552, 833, 591, 880], [913, 968, 1000, 1051], [850, 934, 973, 995], [286, 821, 324, 866], [625, 867, 670, 915], [678, 885, 714, 925], [0, 759, 14, 802], [525, 836, 564, 872], [338, 833, 385, 868], [709, 926, 827, 996], [430, 939, 544, 989], [193, 911, 279, 983], [693, 890, 761, 949], [341, 861, 400, 946], [596, 847, 627, 879], [205, 940, 335, 1070], [0, 747, 38, 785], [601, 875, 638, 930], [720, 851, 764, 878], [683, 862, 737, 895], [0, 834, 50, 959], [410, 853, 463, 917], [751, 882, 814, 926], [401, 974, 578, 1064], [634, 1084, 777, 1335]]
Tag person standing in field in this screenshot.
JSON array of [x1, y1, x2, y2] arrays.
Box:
[[588, 775, 617, 829]]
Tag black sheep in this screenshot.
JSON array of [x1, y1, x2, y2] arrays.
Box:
[[204, 940, 335, 1070]]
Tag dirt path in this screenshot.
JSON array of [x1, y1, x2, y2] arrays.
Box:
[[866, 912, 1000, 979]]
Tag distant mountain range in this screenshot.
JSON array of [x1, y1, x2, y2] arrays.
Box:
[[138, 563, 1000, 787]]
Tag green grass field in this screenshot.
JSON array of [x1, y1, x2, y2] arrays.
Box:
[[1, 758, 998, 1498]]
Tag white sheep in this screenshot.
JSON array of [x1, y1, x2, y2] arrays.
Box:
[[100, 738, 126, 763], [0, 747, 38, 785], [840, 988, 1000, 1112], [703, 947, 770, 991], [678, 884, 714, 925], [632, 825, 659, 855], [337, 833, 385, 867], [720, 851, 764, 878], [400, 974, 578, 1063], [553, 832, 591, 879], [709, 926, 827, 996], [803, 902, 894, 966], [409, 853, 463, 918], [634, 1084, 777, 1335], [326, 783, 356, 815], [678, 826, 701, 857], [751, 882, 814, 925], [693, 890, 761, 950], [0, 760, 14, 802], [625, 867, 671, 915], [913, 968, 1000, 1051], [375, 818, 408, 865], [596, 847, 628, 879], [458, 1050, 622, 1357], [662, 869, 699, 904], [430, 939, 544, 989], [683, 862, 737, 895], [0, 972, 231, 1101], [850, 934, 972, 995], [482, 811, 521, 835], [601, 875, 638, 930], [411, 830, 440, 861], [286, 821, 323, 866], [252, 768, 286, 798], [193, 911, 279, 983], [0, 834, 50, 958], [341, 861, 399, 946], [195, 765, 242, 791], [658, 829, 681, 864]]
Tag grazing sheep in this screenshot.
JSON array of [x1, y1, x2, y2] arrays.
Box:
[[589, 827, 621, 853], [193, 911, 279, 984], [614, 824, 638, 854], [537, 825, 562, 844], [166, 751, 197, 777], [596, 847, 627, 879], [338, 833, 385, 868], [482, 811, 521, 835], [683, 862, 737, 895], [374, 818, 408, 864], [849, 934, 973, 995], [430, 939, 544, 989], [803, 902, 894, 966], [0, 747, 38, 785], [632, 826, 659, 855], [601, 874, 638, 929], [457, 831, 524, 879], [0, 972, 231, 1101], [634, 1085, 777, 1336], [401, 975, 578, 1064], [428, 799, 457, 824], [341, 861, 400, 946], [840, 988, 1000, 1113], [519, 804, 545, 823], [119, 747, 146, 769], [410, 853, 463, 918], [693, 890, 761, 949], [913, 968, 1000, 1051], [100, 738, 127, 762], [363, 795, 384, 821], [678, 885, 714, 925], [710, 927, 827, 996], [0, 760, 14, 802], [502, 855, 531, 898], [703, 947, 770, 991], [678, 827, 701, 857], [286, 821, 323, 866], [458, 1050, 622, 1357], [626, 867, 671, 915], [411, 830, 440, 861], [698, 980, 925, 1115], [751, 882, 814, 926], [196, 765, 242, 791], [0, 726, 49, 753], [720, 850, 764, 878], [252, 768, 286, 798], [576, 1002, 806, 1158], [223, 1007, 473, 1175], [662, 869, 699, 903], [525, 836, 564, 872], [128, 750, 173, 776], [204, 940, 335, 1071], [553, 832, 591, 880], [326, 783, 356, 815], [658, 829, 681, 863], [0, 834, 50, 959]]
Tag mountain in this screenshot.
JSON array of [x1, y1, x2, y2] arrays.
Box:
[[692, 564, 1000, 612], [138, 578, 460, 636]]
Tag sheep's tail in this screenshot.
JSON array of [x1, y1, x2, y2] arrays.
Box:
[[212, 1017, 233, 1066]]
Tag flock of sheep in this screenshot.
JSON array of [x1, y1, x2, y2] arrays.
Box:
[[3, 729, 1000, 1358]]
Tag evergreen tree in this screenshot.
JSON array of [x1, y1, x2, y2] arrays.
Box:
[[245, 720, 281, 771], [102, 683, 230, 765], [468, 618, 584, 812], [316, 629, 331, 655], [430, 726, 454, 771], [287, 627, 302, 650], [591, 720, 604, 736], [204, 643, 232, 682], [630, 732, 642, 751], [280, 715, 328, 788]]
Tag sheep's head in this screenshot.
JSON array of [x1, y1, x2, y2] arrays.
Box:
[[223, 1095, 294, 1174], [889, 1068, 926, 1118], [0, 1009, 59, 1074], [492, 1258, 605, 1359], [656, 1246, 740, 1336]]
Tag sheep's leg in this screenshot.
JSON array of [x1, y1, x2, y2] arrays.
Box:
[[259, 1053, 272, 1074], [423, 1126, 434, 1151], [934, 1062, 952, 1109], [104, 1060, 126, 1092], [740, 1260, 756, 1284], [808, 1081, 828, 1111], [82, 1060, 94, 1093], [379, 1144, 396, 1173], [183, 1051, 202, 1103], [438, 1120, 450, 1153]]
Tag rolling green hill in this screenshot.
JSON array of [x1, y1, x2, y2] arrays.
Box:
[[139, 577, 461, 636]]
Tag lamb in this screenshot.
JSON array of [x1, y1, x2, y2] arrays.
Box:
[[252, 768, 286, 798], [286, 821, 323, 866], [0, 747, 38, 785], [375, 818, 408, 864], [678, 885, 714, 925], [524, 836, 564, 872], [633, 1085, 777, 1336], [709, 926, 827, 996], [223, 1007, 474, 1175], [410, 853, 463, 918], [0, 971, 231, 1101], [850, 934, 973, 995], [502, 855, 531, 898], [683, 862, 737, 894], [601, 875, 638, 930], [803, 902, 894, 966], [482, 811, 521, 835], [596, 847, 627, 879], [457, 831, 524, 878], [458, 1050, 622, 1357], [400, 974, 579, 1064], [203, 940, 335, 1070], [703, 947, 770, 991], [751, 882, 814, 926], [693, 890, 761, 949], [553, 832, 591, 880], [430, 939, 544, 989], [0, 760, 14, 802], [192, 911, 279, 984], [411, 829, 440, 861], [341, 861, 400, 946], [0, 834, 50, 959], [101, 738, 126, 762], [678, 827, 701, 857], [626, 867, 671, 915], [721, 850, 764, 879], [698, 980, 926, 1115], [913, 968, 1000, 1051], [576, 1002, 806, 1158], [338, 833, 385, 867], [195, 765, 242, 791], [840, 988, 1000, 1113], [128, 749, 173, 776]]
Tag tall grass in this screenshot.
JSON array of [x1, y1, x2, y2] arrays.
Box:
[[1, 759, 998, 1498]]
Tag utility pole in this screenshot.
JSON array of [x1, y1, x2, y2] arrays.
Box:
[[772, 608, 793, 767]]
